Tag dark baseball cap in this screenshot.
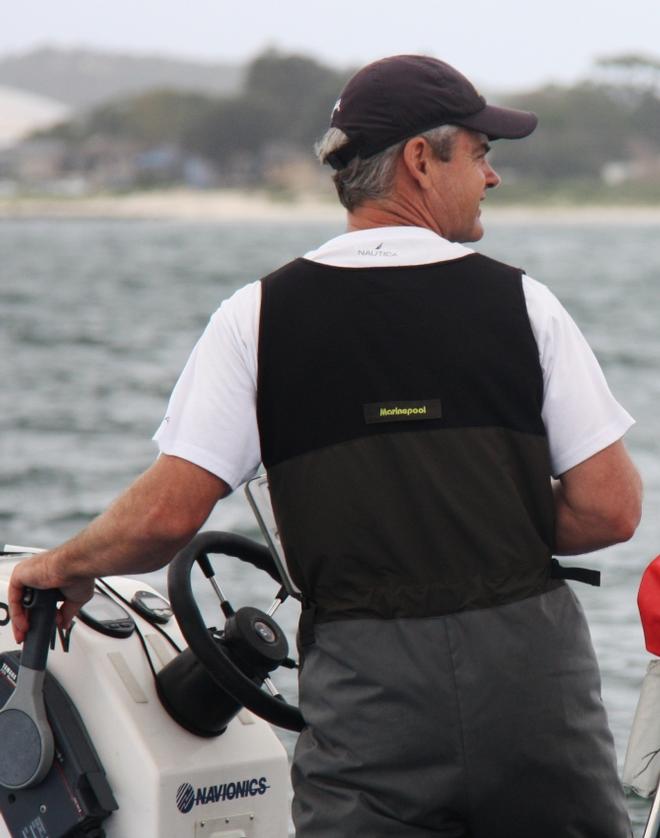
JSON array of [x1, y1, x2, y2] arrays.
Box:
[[326, 54, 538, 170]]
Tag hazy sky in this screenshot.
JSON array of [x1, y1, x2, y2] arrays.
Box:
[[3, 0, 659, 92]]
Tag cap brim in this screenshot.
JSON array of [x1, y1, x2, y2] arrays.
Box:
[[454, 104, 538, 140]]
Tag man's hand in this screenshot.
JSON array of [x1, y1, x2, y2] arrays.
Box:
[[8, 552, 94, 643], [7, 454, 229, 643]]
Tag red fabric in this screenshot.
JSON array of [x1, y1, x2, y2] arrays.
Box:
[[638, 555, 660, 656]]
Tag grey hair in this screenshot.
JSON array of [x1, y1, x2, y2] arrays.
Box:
[[315, 124, 460, 212]]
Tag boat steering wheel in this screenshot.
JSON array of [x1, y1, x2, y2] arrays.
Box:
[[163, 531, 304, 734]]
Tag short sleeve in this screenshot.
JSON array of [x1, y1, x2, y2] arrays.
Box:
[[153, 281, 262, 490], [522, 275, 634, 477]]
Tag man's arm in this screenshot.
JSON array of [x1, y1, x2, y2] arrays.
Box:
[[9, 454, 229, 642], [553, 439, 642, 555]]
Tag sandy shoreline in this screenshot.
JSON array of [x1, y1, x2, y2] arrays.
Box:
[[2, 189, 660, 224], [0, 190, 344, 222]]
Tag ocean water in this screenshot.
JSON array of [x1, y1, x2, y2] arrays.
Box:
[[1, 216, 658, 834]]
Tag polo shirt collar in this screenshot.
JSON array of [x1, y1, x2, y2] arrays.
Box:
[[303, 226, 474, 268]]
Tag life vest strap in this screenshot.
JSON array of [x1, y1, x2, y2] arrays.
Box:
[[550, 558, 601, 587]]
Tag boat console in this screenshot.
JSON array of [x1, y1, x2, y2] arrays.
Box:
[[0, 519, 301, 837]]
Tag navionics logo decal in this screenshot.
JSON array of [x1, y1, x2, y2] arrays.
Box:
[[363, 399, 442, 425], [176, 777, 271, 814]]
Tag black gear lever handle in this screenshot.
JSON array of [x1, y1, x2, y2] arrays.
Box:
[[21, 588, 60, 669], [0, 587, 61, 789]]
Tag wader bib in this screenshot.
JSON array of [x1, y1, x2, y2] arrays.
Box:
[[257, 255, 630, 837]]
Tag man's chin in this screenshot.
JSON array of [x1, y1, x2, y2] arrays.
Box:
[[459, 220, 485, 244]]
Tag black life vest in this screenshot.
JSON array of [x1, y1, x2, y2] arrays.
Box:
[[257, 253, 560, 623]]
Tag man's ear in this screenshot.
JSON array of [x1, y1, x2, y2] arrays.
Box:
[[401, 137, 436, 190]]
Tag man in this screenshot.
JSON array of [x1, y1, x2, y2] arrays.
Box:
[[10, 55, 642, 837]]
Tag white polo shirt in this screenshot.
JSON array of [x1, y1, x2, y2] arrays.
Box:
[[154, 226, 634, 489]]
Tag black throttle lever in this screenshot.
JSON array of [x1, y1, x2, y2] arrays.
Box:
[[0, 587, 61, 789]]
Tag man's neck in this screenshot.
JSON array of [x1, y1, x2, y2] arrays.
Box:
[[346, 197, 445, 236]]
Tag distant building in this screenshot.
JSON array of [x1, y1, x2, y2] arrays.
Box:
[[134, 145, 220, 188], [602, 139, 660, 185], [260, 143, 326, 192], [3, 137, 68, 182], [73, 135, 142, 190]]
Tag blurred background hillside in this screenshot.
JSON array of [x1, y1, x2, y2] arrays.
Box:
[[1, 46, 659, 205]]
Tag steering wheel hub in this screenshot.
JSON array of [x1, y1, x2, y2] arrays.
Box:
[[223, 607, 288, 675]]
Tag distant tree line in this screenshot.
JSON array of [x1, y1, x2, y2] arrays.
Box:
[[493, 54, 660, 183], [34, 50, 660, 196], [39, 50, 351, 183]]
